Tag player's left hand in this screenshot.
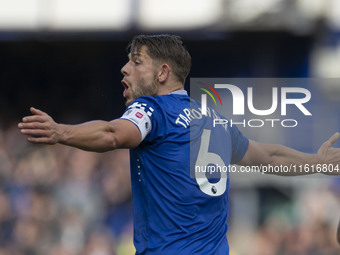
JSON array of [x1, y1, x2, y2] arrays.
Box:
[[317, 132, 340, 175]]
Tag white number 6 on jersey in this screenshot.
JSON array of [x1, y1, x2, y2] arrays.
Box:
[[195, 129, 227, 196]]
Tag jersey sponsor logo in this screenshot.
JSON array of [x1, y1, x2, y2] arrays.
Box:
[[135, 112, 143, 118]]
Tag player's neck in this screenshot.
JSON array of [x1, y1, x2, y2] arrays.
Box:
[[156, 81, 184, 95]]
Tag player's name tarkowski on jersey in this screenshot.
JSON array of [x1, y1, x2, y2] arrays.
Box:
[[175, 106, 228, 131]]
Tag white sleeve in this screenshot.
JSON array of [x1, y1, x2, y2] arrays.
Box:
[[120, 108, 152, 141]]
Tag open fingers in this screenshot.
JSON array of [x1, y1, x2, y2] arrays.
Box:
[[18, 121, 50, 130], [327, 132, 340, 146], [21, 115, 48, 123], [20, 128, 50, 137], [27, 136, 54, 144], [30, 107, 48, 116]]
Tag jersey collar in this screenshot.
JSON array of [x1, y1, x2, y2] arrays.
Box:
[[168, 90, 188, 96]]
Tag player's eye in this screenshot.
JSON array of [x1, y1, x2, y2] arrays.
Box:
[[133, 58, 141, 65]]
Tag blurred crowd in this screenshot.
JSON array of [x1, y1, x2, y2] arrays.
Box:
[[0, 122, 340, 255], [0, 122, 134, 255], [229, 185, 340, 255]]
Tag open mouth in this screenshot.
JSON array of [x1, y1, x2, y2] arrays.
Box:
[[121, 79, 129, 97], [121, 79, 129, 89]]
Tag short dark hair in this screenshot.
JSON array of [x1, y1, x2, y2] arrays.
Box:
[[127, 34, 191, 84]]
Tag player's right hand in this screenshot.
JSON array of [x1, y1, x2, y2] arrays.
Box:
[[18, 107, 61, 145]]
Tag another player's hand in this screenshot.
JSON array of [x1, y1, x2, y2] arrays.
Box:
[[18, 107, 61, 145], [317, 132, 340, 175]]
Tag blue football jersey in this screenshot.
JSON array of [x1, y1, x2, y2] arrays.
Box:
[[120, 90, 249, 255]]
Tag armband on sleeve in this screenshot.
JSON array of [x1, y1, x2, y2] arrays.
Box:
[[120, 108, 152, 141]]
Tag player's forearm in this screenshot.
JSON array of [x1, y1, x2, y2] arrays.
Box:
[[19, 108, 141, 150], [241, 134, 340, 176], [263, 144, 322, 175], [242, 141, 324, 176], [58, 121, 117, 152]]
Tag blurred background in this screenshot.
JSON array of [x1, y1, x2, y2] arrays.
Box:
[[1, 0, 340, 254]]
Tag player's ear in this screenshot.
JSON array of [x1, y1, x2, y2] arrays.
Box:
[[157, 64, 170, 83]]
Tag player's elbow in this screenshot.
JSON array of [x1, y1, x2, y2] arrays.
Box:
[[105, 119, 142, 150], [104, 132, 120, 151], [104, 131, 137, 151]]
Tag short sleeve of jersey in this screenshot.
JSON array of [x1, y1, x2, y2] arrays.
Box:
[[120, 100, 153, 141], [229, 125, 249, 164], [120, 97, 163, 142]]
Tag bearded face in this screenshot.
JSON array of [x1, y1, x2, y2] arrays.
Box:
[[121, 46, 160, 106], [123, 72, 158, 107]]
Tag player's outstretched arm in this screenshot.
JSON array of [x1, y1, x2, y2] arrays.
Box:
[[18, 107, 141, 152], [238, 132, 340, 176]]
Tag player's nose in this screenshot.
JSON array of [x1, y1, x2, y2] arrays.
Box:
[[121, 62, 129, 76]]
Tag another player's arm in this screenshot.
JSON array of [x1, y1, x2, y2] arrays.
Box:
[[18, 107, 141, 152], [238, 132, 340, 176]]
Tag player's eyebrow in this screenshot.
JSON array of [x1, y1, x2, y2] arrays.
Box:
[[128, 52, 143, 60]]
